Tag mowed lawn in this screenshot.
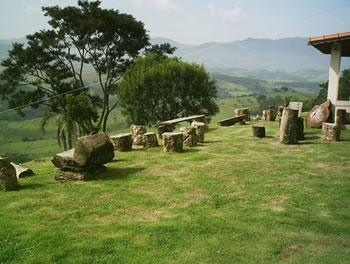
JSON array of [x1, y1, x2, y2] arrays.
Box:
[[1, 120, 350, 264]]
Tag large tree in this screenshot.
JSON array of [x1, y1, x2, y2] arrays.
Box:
[[118, 54, 219, 125], [0, 0, 149, 136]]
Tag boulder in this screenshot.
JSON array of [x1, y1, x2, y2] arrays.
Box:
[[10, 162, 34, 179], [163, 132, 183, 153], [74, 132, 115, 171], [52, 149, 82, 171], [191, 121, 205, 143], [306, 100, 331, 128], [130, 125, 147, 145], [110, 133, 133, 152], [0, 157, 18, 192], [234, 108, 250, 121], [180, 126, 197, 147], [142, 132, 159, 148]]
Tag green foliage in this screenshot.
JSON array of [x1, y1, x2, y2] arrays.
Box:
[[0, 0, 149, 137], [118, 54, 219, 125]]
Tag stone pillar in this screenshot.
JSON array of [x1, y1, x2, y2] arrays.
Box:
[[252, 125, 265, 138], [262, 108, 276, 121], [335, 109, 347, 129], [180, 126, 197, 147], [194, 117, 209, 130], [162, 132, 183, 153], [327, 43, 342, 122], [235, 108, 250, 121], [130, 125, 147, 146], [0, 157, 19, 192], [142, 132, 159, 148], [321, 123, 340, 141], [191, 121, 205, 143], [280, 108, 298, 144], [297, 117, 305, 140], [110, 133, 133, 152], [157, 124, 174, 139]]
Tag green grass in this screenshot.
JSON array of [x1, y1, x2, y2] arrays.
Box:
[[1, 120, 350, 263]]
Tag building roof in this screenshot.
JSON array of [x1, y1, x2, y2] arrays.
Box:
[[308, 32, 350, 57]]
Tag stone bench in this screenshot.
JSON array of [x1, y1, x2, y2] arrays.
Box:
[[217, 115, 245, 126], [157, 115, 207, 138]]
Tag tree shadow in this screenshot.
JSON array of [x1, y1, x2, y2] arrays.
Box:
[[203, 140, 223, 144], [19, 184, 45, 190], [90, 167, 145, 181], [304, 136, 320, 140]]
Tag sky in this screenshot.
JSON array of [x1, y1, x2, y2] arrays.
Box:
[[0, 0, 350, 45]]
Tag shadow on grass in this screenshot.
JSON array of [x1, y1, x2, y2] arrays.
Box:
[[91, 167, 145, 181], [203, 140, 223, 144], [182, 148, 201, 153], [304, 136, 320, 140], [20, 183, 45, 190]]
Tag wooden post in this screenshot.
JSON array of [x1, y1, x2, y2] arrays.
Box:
[[280, 108, 298, 144]]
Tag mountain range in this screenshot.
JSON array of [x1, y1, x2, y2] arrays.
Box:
[[151, 37, 350, 72], [1, 37, 349, 73]]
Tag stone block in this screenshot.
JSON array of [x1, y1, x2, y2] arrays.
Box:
[[163, 132, 183, 153]]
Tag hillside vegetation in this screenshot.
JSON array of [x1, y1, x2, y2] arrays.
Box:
[[1, 120, 349, 263]]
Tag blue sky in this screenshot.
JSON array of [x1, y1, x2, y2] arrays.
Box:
[[1, 0, 349, 44]]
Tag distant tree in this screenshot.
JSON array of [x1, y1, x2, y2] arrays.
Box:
[[144, 43, 177, 58], [118, 54, 219, 125], [0, 0, 149, 145], [280, 87, 289, 92]]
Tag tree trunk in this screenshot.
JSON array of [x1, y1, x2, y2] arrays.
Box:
[[280, 108, 298, 144]]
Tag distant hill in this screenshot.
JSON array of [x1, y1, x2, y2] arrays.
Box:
[[151, 37, 350, 72]]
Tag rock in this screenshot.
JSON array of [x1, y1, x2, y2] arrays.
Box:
[[157, 124, 174, 139], [163, 132, 183, 153], [277, 105, 285, 120], [0, 157, 18, 192], [306, 100, 331, 128], [130, 125, 147, 145], [191, 121, 205, 143], [55, 169, 90, 181], [252, 125, 265, 138], [110, 133, 133, 152], [142, 132, 159, 148], [74, 132, 115, 171], [262, 108, 276, 121], [280, 108, 298, 144], [180, 126, 197, 147], [234, 108, 250, 121], [10, 162, 34, 179], [52, 149, 82, 171]]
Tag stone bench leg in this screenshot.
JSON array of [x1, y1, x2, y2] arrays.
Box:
[[162, 132, 183, 153]]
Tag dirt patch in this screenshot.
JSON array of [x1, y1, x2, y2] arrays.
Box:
[[280, 244, 304, 259], [265, 196, 289, 212]]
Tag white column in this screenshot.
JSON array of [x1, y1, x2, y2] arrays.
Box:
[[327, 43, 341, 106]]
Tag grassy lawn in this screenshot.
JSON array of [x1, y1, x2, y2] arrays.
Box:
[[1, 120, 350, 263]]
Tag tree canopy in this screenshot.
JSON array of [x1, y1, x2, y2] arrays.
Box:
[[118, 54, 219, 125], [0, 0, 150, 141]]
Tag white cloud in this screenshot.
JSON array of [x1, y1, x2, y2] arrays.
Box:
[[24, 6, 40, 14], [208, 3, 241, 23], [132, 0, 177, 11]]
